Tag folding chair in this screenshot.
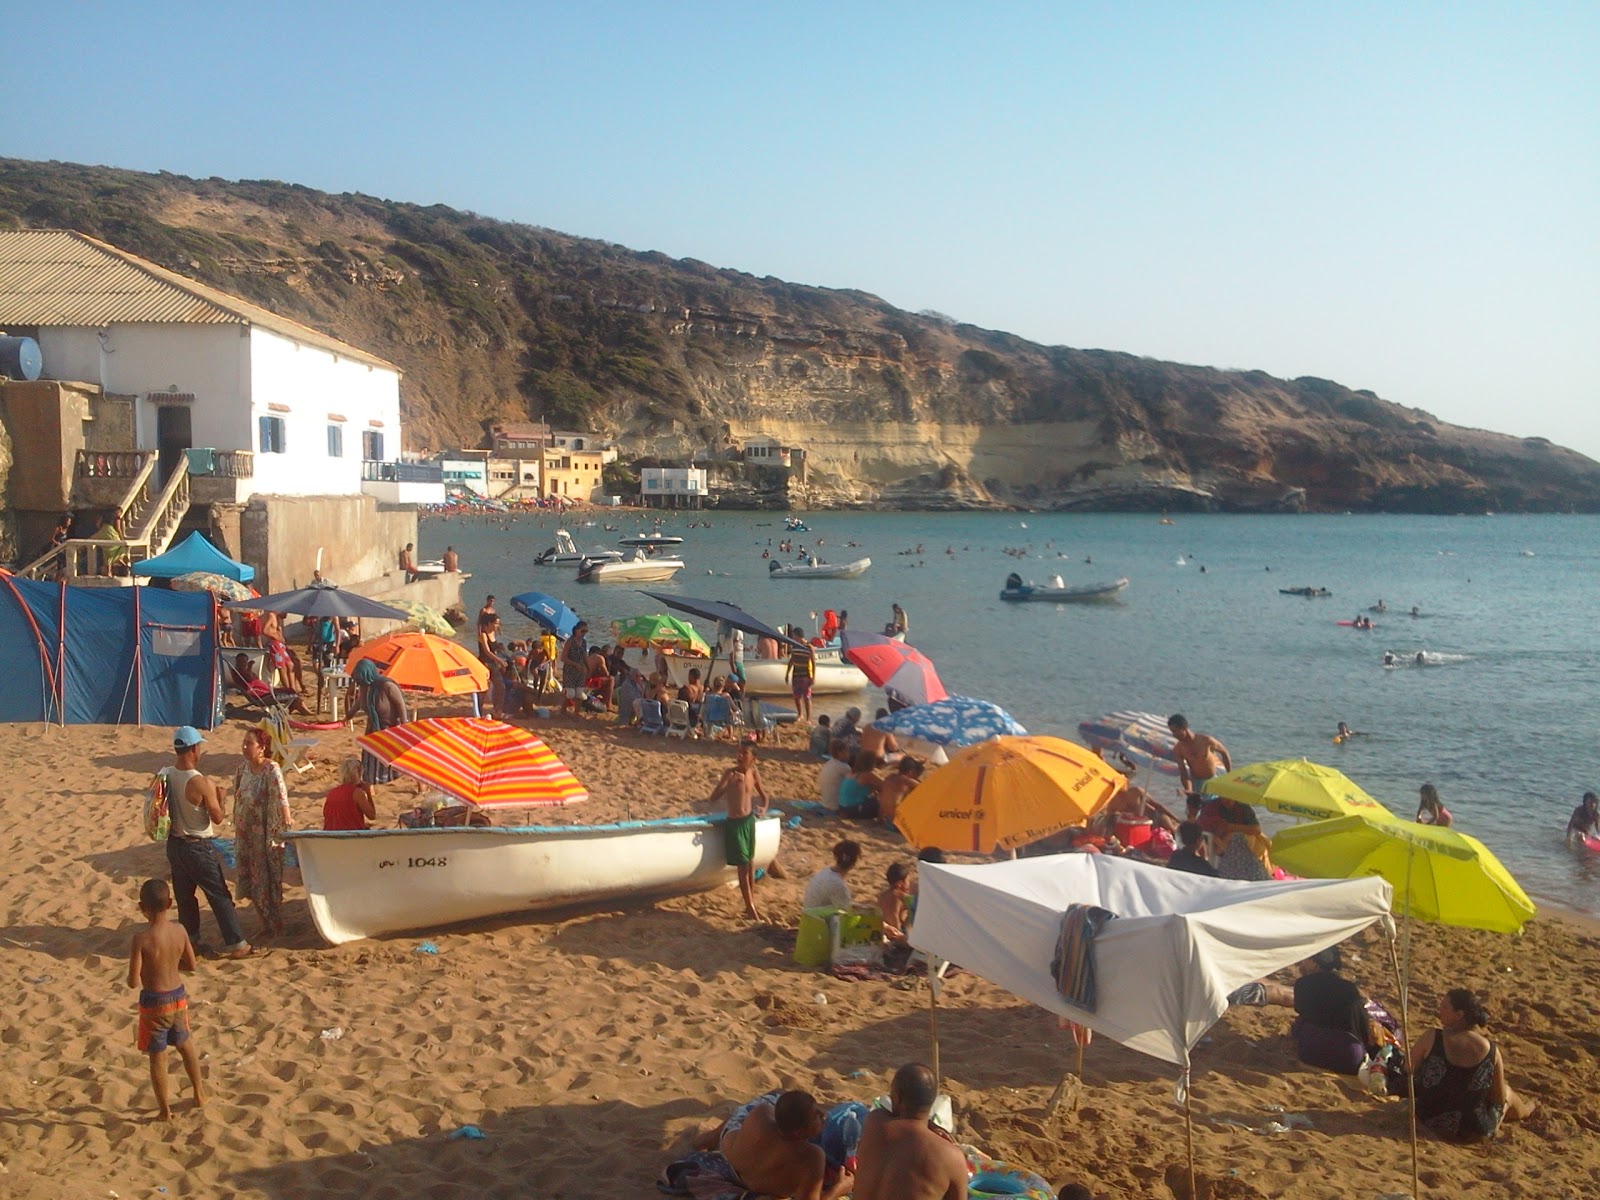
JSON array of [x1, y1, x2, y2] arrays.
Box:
[[664, 699, 692, 739], [701, 693, 736, 740], [637, 698, 667, 735], [262, 708, 318, 774], [743, 695, 798, 745]]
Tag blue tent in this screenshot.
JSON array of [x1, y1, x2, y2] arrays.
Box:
[[131, 531, 255, 582], [0, 576, 222, 727]]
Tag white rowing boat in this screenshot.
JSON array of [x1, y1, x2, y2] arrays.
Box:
[[284, 814, 782, 944], [768, 557, 871, 580], [999, 572, 1129, 602], [576, 549, 685, 583], [662, 647, 869, 695]]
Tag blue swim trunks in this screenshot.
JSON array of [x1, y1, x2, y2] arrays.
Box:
[[137, 985, 191, 1054]]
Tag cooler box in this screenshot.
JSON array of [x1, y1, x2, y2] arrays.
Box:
[[794, 907, 883, 967]]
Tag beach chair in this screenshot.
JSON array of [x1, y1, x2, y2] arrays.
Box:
[[637, 698, 667, 736], [743, 695, 798, 746], [664, 699, 692, 739], [701, 693, 736, 740], [263, 708, 318, 774]]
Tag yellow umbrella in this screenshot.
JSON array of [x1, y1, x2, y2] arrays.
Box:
[[1271, 814, 1536, 933], [1203, 759, 1392, 822], [893, 736, 1126, 854]]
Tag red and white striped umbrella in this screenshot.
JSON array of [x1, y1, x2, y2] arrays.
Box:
[[358, 717, 587, 808], [839, 631, 948, 706]]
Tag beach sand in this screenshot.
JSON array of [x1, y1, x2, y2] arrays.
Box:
[[2, 701, 1598, 1198]]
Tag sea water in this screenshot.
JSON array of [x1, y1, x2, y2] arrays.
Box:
[[420, 511, 1600, 915]]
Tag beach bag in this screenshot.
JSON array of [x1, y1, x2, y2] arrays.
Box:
[[143, 770, 171, 842]]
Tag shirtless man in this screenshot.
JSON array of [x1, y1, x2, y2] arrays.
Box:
[[584, 643, 615, 711], [875, 757, 924, 824], [853, 1063, 968, 1200], [1166, 714, 1231, 799], [719, 1091, 854, 1200], [710, 744, 770, 920]]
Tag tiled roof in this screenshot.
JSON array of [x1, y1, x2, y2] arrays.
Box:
[[0, 230, 397, 371]]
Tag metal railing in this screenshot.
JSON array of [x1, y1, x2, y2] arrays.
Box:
[[362, 459, 444, 483]]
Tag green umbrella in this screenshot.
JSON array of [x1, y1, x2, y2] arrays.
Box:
[[394, 600, 455, 636], [611, 613, 709, 655]]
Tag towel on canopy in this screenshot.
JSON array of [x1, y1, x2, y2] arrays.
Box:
[[1052, 903, 1116, 1012]]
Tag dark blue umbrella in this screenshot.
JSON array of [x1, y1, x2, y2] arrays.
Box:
[[222, 581, 409, 620], [511, 591, 581, 638], [639, 591, 804, 648]]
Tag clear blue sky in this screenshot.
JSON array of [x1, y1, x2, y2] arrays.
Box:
[[10, 3, 1598, 456]]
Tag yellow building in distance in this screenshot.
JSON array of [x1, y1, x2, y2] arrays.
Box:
[[540, 446, 605, 501]]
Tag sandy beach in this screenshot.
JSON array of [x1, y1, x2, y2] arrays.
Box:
[[2, 700, 1598, 1199]]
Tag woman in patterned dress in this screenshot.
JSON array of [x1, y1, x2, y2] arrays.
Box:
[[232, 726, 292, 939], [1406, 987, 1537, 1141]]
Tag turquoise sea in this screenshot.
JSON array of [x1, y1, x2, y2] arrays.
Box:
[[420, 511, 1600, 916]]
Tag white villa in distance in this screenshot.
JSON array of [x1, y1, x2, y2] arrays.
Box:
[[0, 230, 413, 501]]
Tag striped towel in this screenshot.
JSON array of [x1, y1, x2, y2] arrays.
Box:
[[1052, 903, 1116, 1012]]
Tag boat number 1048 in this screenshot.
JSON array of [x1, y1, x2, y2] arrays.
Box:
[[375, 857, 449, 870]]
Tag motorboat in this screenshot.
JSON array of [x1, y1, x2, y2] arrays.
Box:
[[662, 646, 869, 695], [768, 556, 871, 580], [784, 517, 811, 532], [576, 549, 685, 583], [535, 529, 623, 566], [999, 572, 1129, 602], [284, 814, 782, 944], [618, 532, 684, 549]]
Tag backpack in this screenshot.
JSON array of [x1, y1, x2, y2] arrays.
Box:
[[143, 770, 171, 842]]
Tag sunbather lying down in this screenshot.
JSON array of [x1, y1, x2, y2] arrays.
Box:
[[1227, 980, 1294, 1007], [661, 1088, 867, 1200]]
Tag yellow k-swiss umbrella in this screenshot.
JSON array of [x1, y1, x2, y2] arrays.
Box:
[[1271, 814, 1536, 933], [1203, 759, 1393, 822], [893, 736, 1126, 854]]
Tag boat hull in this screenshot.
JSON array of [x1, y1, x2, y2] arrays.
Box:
[[284, 814, 781, 944], [577, 558, 685, 583], [664, 650, 869, 695], [999, 577, 1129, 602], [768, 557, 871, 580]]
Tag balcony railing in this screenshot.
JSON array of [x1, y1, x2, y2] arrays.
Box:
[[75, 449, 154, 480], [363, 460, 444, 484], [186, 448, 254, 478]]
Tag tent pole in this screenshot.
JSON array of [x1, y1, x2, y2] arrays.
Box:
[[132, 578, 143, 725], [1183, 1070, 1196, 1200], [927, 972, 941, 1088], [1400, 849, 1419, 1200]]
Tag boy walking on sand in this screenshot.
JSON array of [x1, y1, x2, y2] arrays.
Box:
[[127, 878, 205, 1120], [710, 744, 769, 921]]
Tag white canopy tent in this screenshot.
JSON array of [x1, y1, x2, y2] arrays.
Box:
[[910, 854, 1394, 1067]]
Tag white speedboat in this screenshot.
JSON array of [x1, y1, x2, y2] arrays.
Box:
[[576, 549, 685, 583], [663, 647, 869, 695], [768, 556, 871, 580], [999, 572, 1129, 602], [284, 814, 781, 945], [618, 532, 684, 549], [535, 529, 623, 566]]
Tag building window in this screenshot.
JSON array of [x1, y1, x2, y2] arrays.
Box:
[[362, 430, 385, 461], [258, 415, 287, 454], [327, 424, 344, 457]]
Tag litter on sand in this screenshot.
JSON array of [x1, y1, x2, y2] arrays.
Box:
[[448, 1125, 486, 1141], [319, 1027, 344, 1041], [414, 941, 439, 955]]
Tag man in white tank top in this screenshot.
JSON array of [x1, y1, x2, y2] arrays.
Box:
[[162, 727, 251, 958]]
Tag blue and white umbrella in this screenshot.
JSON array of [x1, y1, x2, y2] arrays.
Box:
[[871, 695, 1027, 748], [1077, 710, 1181, 780], [511, 591, 581, 638]]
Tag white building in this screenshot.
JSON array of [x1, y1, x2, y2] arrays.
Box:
[[551, 429, 619, 464], [640, 466, 709, 508], [0, 230, 414, 501]]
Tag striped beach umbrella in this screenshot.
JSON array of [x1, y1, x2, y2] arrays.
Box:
[[357, 717, 588, 808]]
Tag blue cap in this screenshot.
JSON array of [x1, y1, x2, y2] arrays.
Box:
[[173, 725, 206, 749]]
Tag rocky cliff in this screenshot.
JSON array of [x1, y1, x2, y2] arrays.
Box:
[[3, 158, 1596, 512]]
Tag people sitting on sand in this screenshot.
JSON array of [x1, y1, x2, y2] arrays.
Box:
[[878, 862, 912, 943], [584, 642, 615, 713], [1405, 987, 1537, 1142], [858, 709, 901, 766], [229, 653, 308, 714], [808, 714, 833, 759], [1217, 831, 1272, 881], [1416, 782, 1453, 827], [1292, 947, 1396, 1075], [833, 707, 864, 758], [837, 751, 883, 821], [667, 1088, 865, 1200], [875, 757, 924, 825], [1565, 792, 1600, 843], [1166, 822, 1219, 876], [818, 739, 852, 813], [803, 840, 862, 911], [852, 1063, 967, 1200]]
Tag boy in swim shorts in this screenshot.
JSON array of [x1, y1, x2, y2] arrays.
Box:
[[126, 878, 205, 1120], [710, 744, 770, 921]]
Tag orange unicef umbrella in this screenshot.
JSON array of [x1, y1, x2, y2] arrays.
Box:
[[345, 632, 488, 695], [357, 717, 588, 808]]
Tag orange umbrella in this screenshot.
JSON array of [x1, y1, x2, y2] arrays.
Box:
[[345, 632, 488, 695], [357, 717, 588, 808]]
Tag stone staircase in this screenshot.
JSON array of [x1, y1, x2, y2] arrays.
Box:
[[18, 450, 190, 581]]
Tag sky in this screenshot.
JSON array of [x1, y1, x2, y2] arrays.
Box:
[[8, 3, 1597, 456]]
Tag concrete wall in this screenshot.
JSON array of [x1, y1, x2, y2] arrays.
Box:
[[239, 493, 418, 595], [248, 328, 401, 496], [0, 379, 110, 560]]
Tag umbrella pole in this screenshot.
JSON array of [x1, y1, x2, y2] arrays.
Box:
[[927, 970, 941, 1088], [1400, 848, 1420, 1200], [1183, 1070, 1196, 1200]]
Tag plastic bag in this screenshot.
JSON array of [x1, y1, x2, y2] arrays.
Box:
[[143, 771, 170, 842]]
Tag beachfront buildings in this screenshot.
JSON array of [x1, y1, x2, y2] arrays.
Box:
[[541, 446, 606, 501], [0, 230, 408, 502], [640, 466, 708, 508]]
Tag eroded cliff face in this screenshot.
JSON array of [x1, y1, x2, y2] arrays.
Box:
[[3, 158, 1597, 513]]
